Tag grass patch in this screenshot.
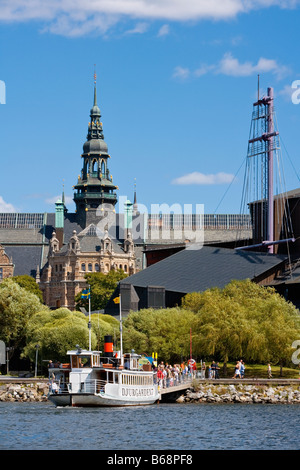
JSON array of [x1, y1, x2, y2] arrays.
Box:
[[198, 362, 300, 379]]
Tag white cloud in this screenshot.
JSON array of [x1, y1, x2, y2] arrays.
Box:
[[0, 196, 17, 212], [157, 24, 170, 37], [172, 172, 235, 185], [278, 83, 295, 102], [0, 0, 299, 37], [218, 53, 289, 79], [124, 22, 149, 35], [174, 52, 290, 81], [194, 64, 215, 77], [172, 66, 190, 80]]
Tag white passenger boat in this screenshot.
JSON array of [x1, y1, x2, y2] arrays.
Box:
[[48, 336, 160, 407]]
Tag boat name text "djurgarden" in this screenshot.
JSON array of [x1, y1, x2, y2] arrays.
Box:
[[121, 387, 154, 397]]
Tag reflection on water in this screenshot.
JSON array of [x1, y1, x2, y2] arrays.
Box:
[[0, 402, 299, 450]]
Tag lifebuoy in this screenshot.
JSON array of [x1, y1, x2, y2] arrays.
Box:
[[188, 358, 197, 370]]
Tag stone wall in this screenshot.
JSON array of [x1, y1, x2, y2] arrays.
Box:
[[177, 383, 300, 404], [0, 382, 49, 402]]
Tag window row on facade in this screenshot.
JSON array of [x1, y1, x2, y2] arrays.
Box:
[[54, 261, 129, 274]]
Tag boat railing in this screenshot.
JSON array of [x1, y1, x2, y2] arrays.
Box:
[[157, 372, 194, 389], [79, 379, 107, 394], [49, 380, 70, 395]]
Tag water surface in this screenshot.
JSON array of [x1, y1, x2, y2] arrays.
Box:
[[0, 402, 299, 450]]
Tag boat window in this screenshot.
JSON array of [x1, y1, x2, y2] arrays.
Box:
[[92, 355, 100, 367], [71, 356, 79, 368], [78, 356, 91, 368], [108, 371, 114, 383]]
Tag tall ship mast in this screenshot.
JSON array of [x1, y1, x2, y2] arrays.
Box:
[[238, 81, 295, 253]]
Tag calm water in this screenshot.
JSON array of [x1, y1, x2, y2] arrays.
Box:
[[0, 401, 299, 450]]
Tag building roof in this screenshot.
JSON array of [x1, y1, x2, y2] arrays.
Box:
[[120, 245, 287, 294], [77, 224, 124, 254], [4, 245, 42, 277]]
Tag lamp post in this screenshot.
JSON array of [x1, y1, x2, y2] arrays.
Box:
[[6, 346, 13, 375], [35, 344, 40, 377]]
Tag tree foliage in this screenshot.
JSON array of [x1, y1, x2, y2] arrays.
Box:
[[121, 280, 300, 367], [123, 308, 197, 363], [75, 269, 128, 310], [23, 308, 96, 363], [0, 278, 46, 349], [11, 275, 44, 303], [183, 279, 300, 367], [22, 308, 121, 363], [90, 313, 120, 351]]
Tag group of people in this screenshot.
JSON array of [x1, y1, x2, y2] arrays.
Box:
[[200, 359, 246, 379], [203, 361, 221, 379], [232, 359, 245, 379], [155, 361, 196, 388]]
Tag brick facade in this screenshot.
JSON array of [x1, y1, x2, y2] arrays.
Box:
[[39, 226, 136, 310], [0, 243, 14, 282]]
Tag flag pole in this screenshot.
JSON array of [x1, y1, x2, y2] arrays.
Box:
[[88, 284, 91, 351], [119, 293, 123, 365]]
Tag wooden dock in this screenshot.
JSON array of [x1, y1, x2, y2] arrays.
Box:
[[159, 380, 193, 401]]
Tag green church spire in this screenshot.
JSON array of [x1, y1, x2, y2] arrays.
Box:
[[73, 73, 118, 228]]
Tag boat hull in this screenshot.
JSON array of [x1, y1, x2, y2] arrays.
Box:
[[70, 392, 160, 407], [48, 393, 72, 407]]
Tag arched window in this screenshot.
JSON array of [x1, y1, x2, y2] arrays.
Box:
[[95, 263, 100, 272], [81, 263, 86, 272], [88, 263, 92, 272], [101, 160, 105, 175]]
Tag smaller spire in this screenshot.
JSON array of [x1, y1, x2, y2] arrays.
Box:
[[62, 179, 65, 206], [133, 178, 138, 213], [90, 64, 101, 121], [93, 64, 97, 106]]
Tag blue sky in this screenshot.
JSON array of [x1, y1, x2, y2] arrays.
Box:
[[1, 0, 300, 216]]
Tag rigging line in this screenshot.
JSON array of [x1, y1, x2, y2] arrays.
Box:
[[275, 151, 293, 237], [213, 157, 246, 215], [280, 134, 300, 183]]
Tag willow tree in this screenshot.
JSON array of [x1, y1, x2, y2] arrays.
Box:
[[23, 308, 97, 364], [0, 278, 46, 350], [182, 279, 300, 373], [123, 307, 197, 363], [90, 313, 120, 351]]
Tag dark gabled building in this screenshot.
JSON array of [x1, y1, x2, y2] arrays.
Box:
[[105, 245, 290, 316]]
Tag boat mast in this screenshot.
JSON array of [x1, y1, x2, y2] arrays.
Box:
[[246, 84, 278, 253], [267, 87, 274, 253], [119, 294, 123, 365]]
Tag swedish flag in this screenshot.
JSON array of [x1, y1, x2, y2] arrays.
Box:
[[81, 288, 90, 299]]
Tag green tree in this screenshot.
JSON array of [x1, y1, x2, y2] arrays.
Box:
[[0, 278, 46, 350], [23, 308, 121, 365], [75, 269, 128, 311], [23, 308, 97, 364], [90, 313, 120, 351], [123, 308, 197, 363], [11, 275, 43, 303], [183, 279, 300, 373]]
